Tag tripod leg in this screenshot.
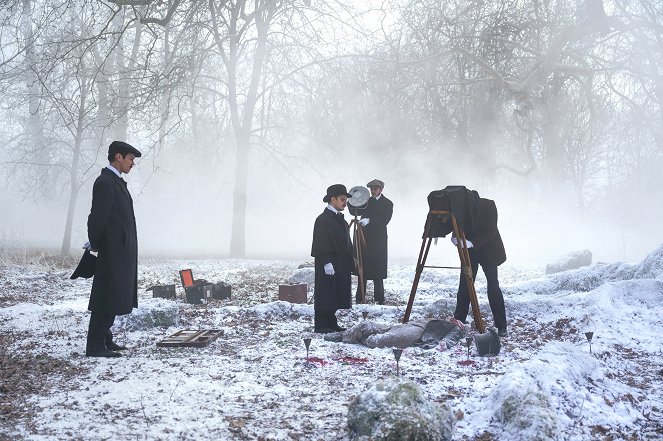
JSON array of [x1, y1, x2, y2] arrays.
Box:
[[403, 214, 434, 323], [451, 216, 486, 333], [354, 224, 366, 303]]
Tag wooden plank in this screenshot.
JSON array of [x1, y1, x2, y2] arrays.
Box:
[[156, 329, 223, 348]]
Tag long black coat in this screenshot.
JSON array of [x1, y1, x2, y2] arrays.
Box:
[[311, 209, 353, 311], [87, 168, 138, 315], [466, 198, 506, 266], [360, 195, 393, 280]]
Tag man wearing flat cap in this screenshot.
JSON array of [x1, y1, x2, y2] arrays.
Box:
[[356, 179, 393, 304], [311, 184, 354, 333], [84, 141, 141, 357]]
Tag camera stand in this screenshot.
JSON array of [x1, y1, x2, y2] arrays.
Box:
[[401, 209, 486, 333], [350, 216, 367, 303]]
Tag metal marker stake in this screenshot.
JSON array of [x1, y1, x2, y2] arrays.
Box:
[[465, 336, 473, 360], [392, 348, 403, 376], [585, 331, 594, 354], [303, 337, 312, 362]]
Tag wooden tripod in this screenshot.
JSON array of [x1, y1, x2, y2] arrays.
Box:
[[350, 217, 367, 303], [401, 209, 486, 333]]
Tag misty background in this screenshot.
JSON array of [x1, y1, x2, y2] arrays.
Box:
[[1, 0, 661, 265]]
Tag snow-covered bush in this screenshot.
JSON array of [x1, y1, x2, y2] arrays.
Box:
[[490, 342, 600, 440], [251, 301, 311, 319], [113, 298, 179, 331], [347, 378, 455, 440], [423, 299, 455, 318], [545, 249, 592, 274]]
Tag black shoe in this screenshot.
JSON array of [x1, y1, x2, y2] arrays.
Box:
[[314, 328, 335, 334], [86, 349, 122, 358], [332, 325, 346, 332], [498, 328, 508, 337], [106, 341, 128, 351]]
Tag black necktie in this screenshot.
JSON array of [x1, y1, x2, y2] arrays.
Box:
[[337, 212, 344, 219]]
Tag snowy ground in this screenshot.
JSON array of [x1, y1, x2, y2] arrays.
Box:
[[1, 248, 662, 440]]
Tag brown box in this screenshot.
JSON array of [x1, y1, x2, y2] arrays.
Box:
[[278, 284, 308, 303]]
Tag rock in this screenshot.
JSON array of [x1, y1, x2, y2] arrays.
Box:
[[545, 249, 592, 274], [113, 298, 179, 331], [288, 267, 315, 285], [347, 378, 455, 440]]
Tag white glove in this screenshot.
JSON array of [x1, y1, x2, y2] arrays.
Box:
[[83, 241, 91, 250], [451, 236, 473, 248], [359, 218, 370, 226], [324, 263, 335, 275]]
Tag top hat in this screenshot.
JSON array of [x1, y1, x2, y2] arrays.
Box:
[[70, 249, 96, 279], [108, 141, 142, 158], [323, 184, 352, 203], [366, 179, 384, 189]]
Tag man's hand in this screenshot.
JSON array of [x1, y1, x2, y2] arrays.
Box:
[[359, 218, 370, 226], [451, 236, 473, 248], [324, 263, 335, 275]]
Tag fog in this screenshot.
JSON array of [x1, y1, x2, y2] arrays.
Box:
[[1, 0, 662, 266]]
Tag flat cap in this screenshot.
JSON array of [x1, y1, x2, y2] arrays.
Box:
[[366, 179, 384, 189], [108, 140, 142, 158]]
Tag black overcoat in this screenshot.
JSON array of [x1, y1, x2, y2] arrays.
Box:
[[466, 198, 506, 266], [360, 195, 393, 280], [311, 209, 353, 311], [87, 168, 138, 315]]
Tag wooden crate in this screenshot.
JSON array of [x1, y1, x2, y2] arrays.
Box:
[[156, 329, 223, 348], [278, 284, 308, 303]]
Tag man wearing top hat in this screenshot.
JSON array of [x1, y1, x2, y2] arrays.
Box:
[[311, 184, 354, 333], [84, 141, 141, 357], [356, 179, 393, 304]]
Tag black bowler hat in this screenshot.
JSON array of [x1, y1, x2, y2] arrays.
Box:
[[323, 184, 352, 203], [70, 249, 96, 279], [108, 141, 142, 158]]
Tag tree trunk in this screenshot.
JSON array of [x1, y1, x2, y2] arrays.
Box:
[[21, 0, 50, 196], [229, 132, 250, 256], [226, 5, 270, 257], [60, 78, 88, 257]]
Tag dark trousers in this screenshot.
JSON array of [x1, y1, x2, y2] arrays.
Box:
[[454, 249, 507, 330], [356, 279, 384, 304], [86, 311, 116, 352], [314, 310, 338, 331]]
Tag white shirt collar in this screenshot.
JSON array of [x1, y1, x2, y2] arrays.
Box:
[[106, 164, 122, 177], [326, 204, 339, 214], [374, 194, 382, 200]]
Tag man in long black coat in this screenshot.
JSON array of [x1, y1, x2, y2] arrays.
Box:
[[356, 179, 393, 304], [311, 184, 354, 333], [85, 141, 141, 357], [451, 196, 508, 337]]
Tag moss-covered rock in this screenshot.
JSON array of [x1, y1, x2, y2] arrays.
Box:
[[347, 378, 454, 441]]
